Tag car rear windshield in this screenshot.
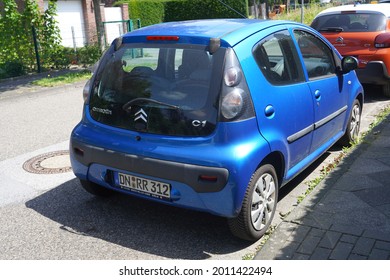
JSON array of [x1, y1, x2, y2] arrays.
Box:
[[311, 12, 386, 32], [88, 44, 225, 137]]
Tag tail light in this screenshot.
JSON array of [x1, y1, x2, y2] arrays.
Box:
[[83, 79, 91, 102], [220, 49, 255, 121], [375, 33, 390, 48]]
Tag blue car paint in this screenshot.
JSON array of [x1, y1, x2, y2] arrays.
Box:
[[233, 26, 314, 180], [233, 23, 363, 183], [71, 112, 270, 217], [70, 19, 363, 219]]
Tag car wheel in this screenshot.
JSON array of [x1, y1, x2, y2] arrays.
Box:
[[228, 164, 278, 241], [79, 179, 114, 197], [383, 83, 390, 98], [338, 99, 361, 147]]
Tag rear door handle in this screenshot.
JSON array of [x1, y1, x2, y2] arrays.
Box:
[[314, 90, 321, 100], [265, 105, 275, 118]]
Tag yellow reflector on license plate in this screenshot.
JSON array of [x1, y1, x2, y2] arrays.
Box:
[[118, 172, 171, 200]]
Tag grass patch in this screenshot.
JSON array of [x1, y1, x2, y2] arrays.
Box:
[[32, 70, 92, 87]]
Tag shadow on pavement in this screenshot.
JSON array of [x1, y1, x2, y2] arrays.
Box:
[[25, 178, 252, 259], [362, 84, 389, 104]]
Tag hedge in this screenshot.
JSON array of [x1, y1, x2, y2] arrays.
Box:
[[116, 0, 249, 27]]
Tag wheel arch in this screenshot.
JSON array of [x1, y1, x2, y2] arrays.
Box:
[[258, 151, 285, 189], [356, 92, 364, 111]]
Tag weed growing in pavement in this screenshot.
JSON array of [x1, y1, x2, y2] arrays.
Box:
[[242, 225, 276, 260], [365, 106, 390, 133]]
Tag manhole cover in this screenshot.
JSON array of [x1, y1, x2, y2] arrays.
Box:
[[23, 150, 72, 174]]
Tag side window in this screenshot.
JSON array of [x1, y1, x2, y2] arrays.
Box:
[[122, 48, 159, 73], [293, 30, 336, 80], [174, 49, 184, 74], [253, 30, 304, 85]]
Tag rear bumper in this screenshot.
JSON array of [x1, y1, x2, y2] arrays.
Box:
[[70, 140, 237, 217], [356, 61, 390, 85], [70, 139, 229, 193]]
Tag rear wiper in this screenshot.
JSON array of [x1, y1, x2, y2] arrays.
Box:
[[122, 98, 180, 111], [319, 27, 344, 32]]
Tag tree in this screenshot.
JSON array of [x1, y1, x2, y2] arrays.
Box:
[[92, 0, 104, 51], [0, 0, 62, 77]]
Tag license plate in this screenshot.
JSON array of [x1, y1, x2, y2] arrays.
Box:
[[117, 172, 171, 200]]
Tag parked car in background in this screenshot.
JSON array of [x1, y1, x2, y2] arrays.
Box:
[[311, 3, 390, 97], [70, 19, 363, 241]]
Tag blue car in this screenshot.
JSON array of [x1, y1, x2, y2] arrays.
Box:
[[70, 19, 363, 241]]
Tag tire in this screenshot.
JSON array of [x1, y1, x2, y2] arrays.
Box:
[[228, 164, 278, 241], [383, 83, 390, 98], [338, 99, 361, 147], [79, 179, 114, 197]]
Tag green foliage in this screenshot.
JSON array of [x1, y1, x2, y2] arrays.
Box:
[[164, 0, 248, 22], [40, 0, 63, 68], [116, 0, 165, 27], [77, 45, 102, 66], [42, 45, 102, 69], [0, 61, 26, 79], [117, 0, 249, 27], [0, 0, 26, 66], [273, 4, 330, 25], [0, 0, 62, 77]]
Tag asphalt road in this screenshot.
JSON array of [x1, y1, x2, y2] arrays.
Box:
[[0, 80, 84, 161], [0, 80, 389, 260]]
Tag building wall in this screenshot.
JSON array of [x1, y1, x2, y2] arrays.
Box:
[[82, 0, 101, 45], [83, 0, 129, 46], [45, 0, 87, 47]]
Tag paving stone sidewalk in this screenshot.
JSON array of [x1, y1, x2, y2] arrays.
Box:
[[255, 115, 390, 260]]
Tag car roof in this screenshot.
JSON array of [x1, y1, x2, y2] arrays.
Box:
[[316, 3, 390, 18], [122, 19, 302, 47]]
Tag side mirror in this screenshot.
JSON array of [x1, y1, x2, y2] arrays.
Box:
[[341, 56, 358, 73]]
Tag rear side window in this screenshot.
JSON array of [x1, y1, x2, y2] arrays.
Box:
[[312, 13, 386, 32], [252, 30, 305, 85], [89, 45, 225, 136]]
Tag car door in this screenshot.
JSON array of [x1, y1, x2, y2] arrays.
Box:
[[240, 29, 315, 180], [293, 29, 348, 153]]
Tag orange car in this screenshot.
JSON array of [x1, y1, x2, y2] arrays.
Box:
[[311, 3, 390, 97]]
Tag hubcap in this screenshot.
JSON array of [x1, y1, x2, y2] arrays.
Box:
[[350, 104, 361, 141], [251, 173, 276, 231]]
